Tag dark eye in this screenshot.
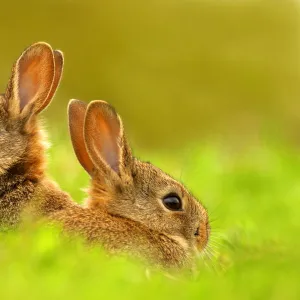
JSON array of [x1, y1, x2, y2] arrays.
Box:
[[162, 193, 182, 211]]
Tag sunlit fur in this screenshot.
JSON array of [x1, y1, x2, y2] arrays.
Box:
[[0, 42, 70, 228], [0, 43, 210, 269], [51, 100, 210, 269]]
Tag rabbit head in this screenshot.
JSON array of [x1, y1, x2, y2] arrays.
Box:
[[0, 42, 63, 180], [69, 100, 210, 256]]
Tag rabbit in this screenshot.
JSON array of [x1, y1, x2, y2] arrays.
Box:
[[0, 42, 210, 268], [48, 99, 210, 269], [0, 42, 73, 229]]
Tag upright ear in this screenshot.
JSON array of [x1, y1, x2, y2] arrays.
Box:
[[5, 42, 56, 116], [84, 100, 129, 177], [35, 49, 64, 114], [68, 99, 94, 176]]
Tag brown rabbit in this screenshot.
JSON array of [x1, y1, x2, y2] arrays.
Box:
[[48, 99, 210, 268], [0, 42, 73, 229], [0, 42, 209, 268]]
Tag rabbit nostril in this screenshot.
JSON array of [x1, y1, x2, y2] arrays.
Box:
[[194, 227, 200, 236]]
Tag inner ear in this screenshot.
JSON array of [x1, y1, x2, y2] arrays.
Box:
[[84, 100, 122, 175]]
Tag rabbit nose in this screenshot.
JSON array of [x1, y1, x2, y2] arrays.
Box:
[[194, 221, 210, 251]]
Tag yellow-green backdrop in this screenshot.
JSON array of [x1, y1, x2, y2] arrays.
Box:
[[1, 0, 299, 149]]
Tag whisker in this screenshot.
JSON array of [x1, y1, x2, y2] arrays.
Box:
[[209, 232, 223, 238], [208, 218, 219, 223], [202, 249, 221, 274], [210, 232, 227, 239], [208, 239, 224, 248], [205, 245, 218, 258]]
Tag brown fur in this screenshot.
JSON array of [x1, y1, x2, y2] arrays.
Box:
[[0, 43, 209, 269], [51, 99, 210, 268], [0, 42, 73, 229]]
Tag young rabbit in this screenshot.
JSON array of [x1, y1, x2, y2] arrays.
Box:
[[48, 99, 210, 268], [0, 42, 209, 268], [0, 42, 72, 229]]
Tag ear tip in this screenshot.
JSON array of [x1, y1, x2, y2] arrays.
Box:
[[85, 100, 122, 133], [54, 50, 64, 62], [69, 99, 87, 108], [34, 41, 52, 47], [68, 99, 87, 117], [54, 49, 64, 55], [17, 42, 54, 69], [89, 100, 109, 107], [87, 100, 116, 114], [25, 42, 53, 55]]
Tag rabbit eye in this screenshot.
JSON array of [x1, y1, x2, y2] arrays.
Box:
[[162, 193, 182, 211]]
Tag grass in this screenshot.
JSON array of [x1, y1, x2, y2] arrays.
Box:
[[1, 131, 300, 299]]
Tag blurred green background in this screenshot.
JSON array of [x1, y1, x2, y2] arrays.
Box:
[[1, 0, 300, 299], [1, 0, 300, 147]]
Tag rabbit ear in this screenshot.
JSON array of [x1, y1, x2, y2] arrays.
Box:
[[84, 100, 124, 176], [35, 49, 64, 114], [68, 99, 94, 176], [5, 42, 56, 116]]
